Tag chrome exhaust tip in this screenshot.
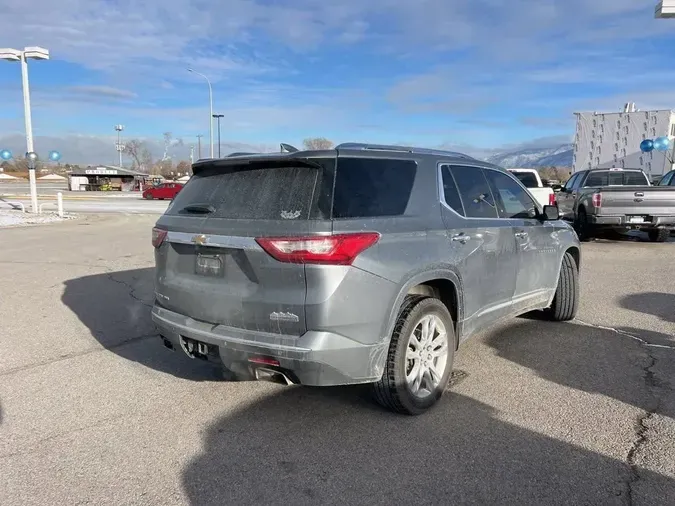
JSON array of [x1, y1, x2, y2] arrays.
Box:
[[253, 367, 294, 385]]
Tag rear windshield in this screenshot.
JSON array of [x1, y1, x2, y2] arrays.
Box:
[[584, 170, 649, 186], [168, 156, 417, 220], [511, 171, 539, 188]]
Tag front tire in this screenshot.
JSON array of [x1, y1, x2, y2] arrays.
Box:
[[373, 296, 456, 415], [648, 228, 669, 243], [544, 251, 579, 322]]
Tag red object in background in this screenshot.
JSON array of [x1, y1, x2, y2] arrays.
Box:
[[143, 182, 184, 200]]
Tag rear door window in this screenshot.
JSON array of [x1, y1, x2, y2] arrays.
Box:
[[440, 165, 465, 216], [167, 159, 335, 220], [331, 157, 417, 218], [449, 166, 498, 219]]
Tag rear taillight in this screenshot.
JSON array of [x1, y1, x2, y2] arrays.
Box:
[[255, 233, 380, 265], [592, 192, 602, 208], [548, 192, 557, 206], [152, 227, 167, 248]]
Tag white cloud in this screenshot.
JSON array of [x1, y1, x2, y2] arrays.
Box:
[[1, 0, 664, 79], [67, 85, 138, 99]]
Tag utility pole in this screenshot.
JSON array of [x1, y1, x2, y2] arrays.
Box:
[[212, 114, 224, 158], [190, 145, 194, 164], [196, 134, 203, 159], [114, 124, 124, 167]]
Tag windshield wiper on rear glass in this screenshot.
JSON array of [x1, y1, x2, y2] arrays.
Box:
[[180, 203, 215, 214]]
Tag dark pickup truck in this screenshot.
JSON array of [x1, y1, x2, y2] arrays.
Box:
[[557, 168, 675, 242]]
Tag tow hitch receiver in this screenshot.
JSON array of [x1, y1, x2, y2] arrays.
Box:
[[180, 336, 217, 360]]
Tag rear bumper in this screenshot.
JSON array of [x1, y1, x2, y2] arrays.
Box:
[[590, 214, 675, 228], [151, 305, 386, 386]]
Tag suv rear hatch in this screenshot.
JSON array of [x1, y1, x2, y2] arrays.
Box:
[[153, 155, 337, 336]]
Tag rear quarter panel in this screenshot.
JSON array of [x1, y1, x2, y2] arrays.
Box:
[[308, 153, 451, 348]]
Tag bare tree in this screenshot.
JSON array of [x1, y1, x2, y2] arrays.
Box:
[[302, 137, 334, 150], [123, 139, 146, 171], [176, 160, 191, 174]]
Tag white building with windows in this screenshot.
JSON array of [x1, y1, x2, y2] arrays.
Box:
[[573, 103, 675, 178]]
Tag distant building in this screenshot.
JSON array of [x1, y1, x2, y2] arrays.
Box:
[[573, 102, 675, 177]]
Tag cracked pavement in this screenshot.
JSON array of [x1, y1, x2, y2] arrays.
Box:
[[0, 215, 673, 505]]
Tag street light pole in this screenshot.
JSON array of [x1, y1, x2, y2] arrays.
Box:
[[212, 114, 224, 158], [0, 46, 49, 213], [114, 124, 124, 167], [187, 68, 214, 158]]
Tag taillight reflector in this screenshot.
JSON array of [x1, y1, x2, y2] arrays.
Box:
[[592, 193, 602, 208], [152, 227, 168, 248], [548, 192, 557, 206], [248, 356, 281, 366], [255, 232, 380, 265]]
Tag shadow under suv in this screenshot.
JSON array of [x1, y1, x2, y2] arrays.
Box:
[[151, 142, 581, 415]]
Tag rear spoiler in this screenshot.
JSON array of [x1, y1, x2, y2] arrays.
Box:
[[191, 153, 330, 175]]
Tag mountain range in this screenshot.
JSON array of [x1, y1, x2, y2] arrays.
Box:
[[484, 144, 573, 168], [0, 134, 574, 169]]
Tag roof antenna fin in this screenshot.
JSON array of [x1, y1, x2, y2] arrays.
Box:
[[280, 143, 299, 153]]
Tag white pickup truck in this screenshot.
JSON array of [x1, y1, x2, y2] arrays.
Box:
[[508, 168, 557, 208]]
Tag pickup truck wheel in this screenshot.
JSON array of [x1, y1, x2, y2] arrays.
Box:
[[648, 229, 670, 243], [544, 251, 579, 322], [575, 209, 592, 242], [144, 194, 154, 200], [372, 296, 455, 415]]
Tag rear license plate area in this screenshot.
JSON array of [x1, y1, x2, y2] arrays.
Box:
[[628, 216, 646, 224], [195, 254, 223, 276]]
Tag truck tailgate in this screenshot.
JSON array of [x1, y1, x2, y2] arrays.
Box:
[[596, 186, 675, 216], [527, 187, 554, 207]]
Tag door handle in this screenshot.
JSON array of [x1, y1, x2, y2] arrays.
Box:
[[451, 233, 471, 243], [515, 231, 528, 238]]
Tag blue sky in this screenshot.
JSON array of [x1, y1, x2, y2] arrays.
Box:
[[1, 0, 675, 159]]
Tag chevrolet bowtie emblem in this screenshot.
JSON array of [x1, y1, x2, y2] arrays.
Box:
[[191, 234, 208, 245]]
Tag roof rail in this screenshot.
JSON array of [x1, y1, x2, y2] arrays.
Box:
[[226, 152, 257, 157], [335, 142, 473, 159]]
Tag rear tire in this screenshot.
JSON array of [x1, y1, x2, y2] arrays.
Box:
[[544, 251, 579, 322], [372, 296, 456, 415], [145, 194, 154, 200], [648, 228, 669, 243], [575, 208, 592, 242]]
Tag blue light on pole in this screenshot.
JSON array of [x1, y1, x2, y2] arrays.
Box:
[[48, 150, 61, 162], [0, 149, 12, 160], [640, 139, 654, 153], [654, 136, 671, 151]]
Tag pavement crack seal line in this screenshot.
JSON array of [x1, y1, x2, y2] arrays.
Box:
[[105, 271, 154, 309], [574, 319, 675, 351], [575, 319, 671, 504], [624, 353, 660, 506]]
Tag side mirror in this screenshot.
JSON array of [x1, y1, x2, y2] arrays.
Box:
[[541, 205, 560, 221]]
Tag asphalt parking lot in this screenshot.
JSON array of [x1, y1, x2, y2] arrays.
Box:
[[1, 216, 673, 505]]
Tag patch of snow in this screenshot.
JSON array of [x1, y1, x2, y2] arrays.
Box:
[[0, 209, 75, 228]]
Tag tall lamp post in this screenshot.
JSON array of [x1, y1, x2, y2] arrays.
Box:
[[187, 68, 214, 158], [114, 124, 124, 167], [0, 46, 50, 213], [212, 114, 224, 158]]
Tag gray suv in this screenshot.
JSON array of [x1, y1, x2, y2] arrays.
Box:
[[151, 143, 581, 415]]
